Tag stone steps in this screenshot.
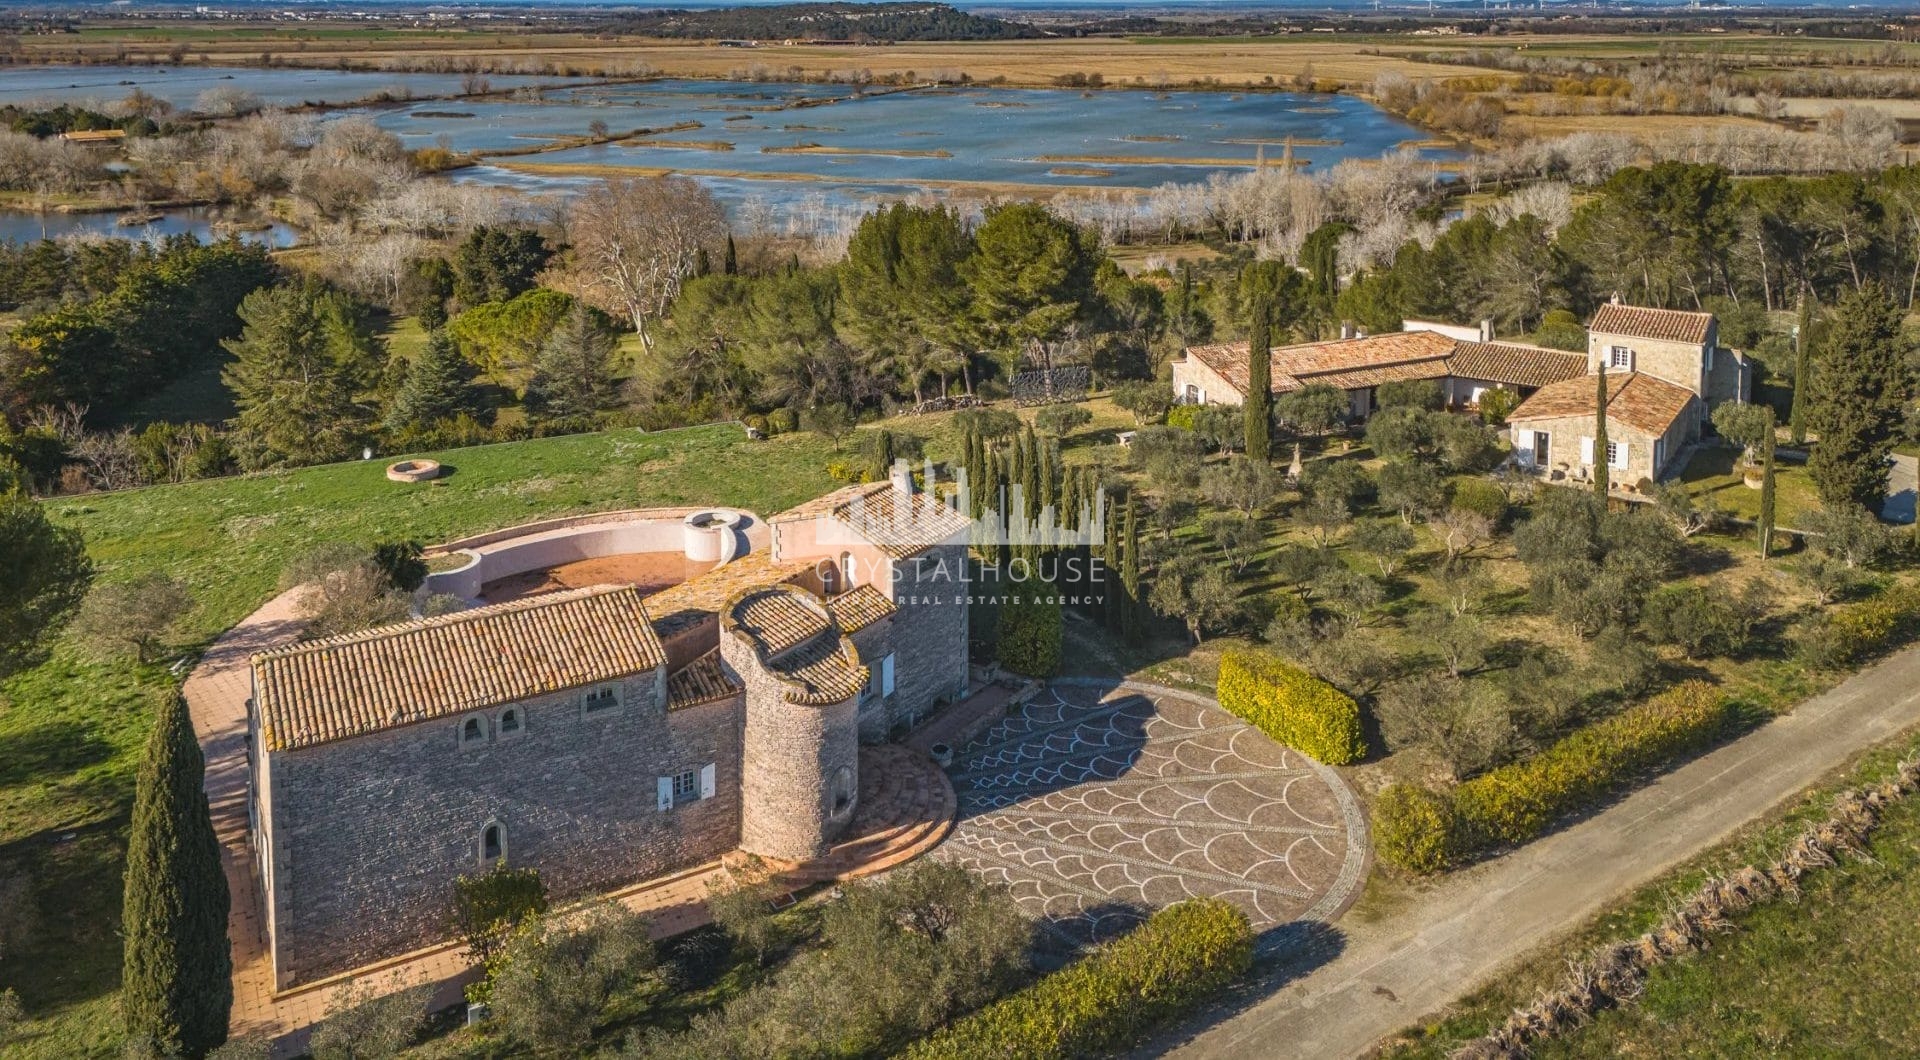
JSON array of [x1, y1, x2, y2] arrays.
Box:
[[778, 744, 956, 884]]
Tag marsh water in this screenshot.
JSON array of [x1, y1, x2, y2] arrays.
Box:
[[0, 65, 1460, 242]]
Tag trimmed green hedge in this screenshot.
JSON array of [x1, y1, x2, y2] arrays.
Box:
[[996, 585, 1063, 677], [1799, 582, 1920, 670], [1217, 649, 1366, 765], [1372, 783, 1458, 875], [1454, 681, 1735, 847], [1375, 682, 1737, 874], [903, 898, 1253, 1060]]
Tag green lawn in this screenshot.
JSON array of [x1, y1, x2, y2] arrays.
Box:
[[1381, 732, 1920, 1059], [0, 423, 837, 1057], [1676, 444, 1821, 525]]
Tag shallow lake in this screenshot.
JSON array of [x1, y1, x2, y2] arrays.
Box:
[[0, 66, 1461, 240]]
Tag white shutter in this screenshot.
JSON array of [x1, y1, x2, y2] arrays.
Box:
[[1579, 437, 1594, 465], [657, 776, 673, 811], [1611, 441, 1630, 471], [699, 763, 716, 800], [1513, 429, 1534, 466], [881, 653, 896, 696]]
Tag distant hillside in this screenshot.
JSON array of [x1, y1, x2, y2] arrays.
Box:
[[603, 3, 1043, 42]]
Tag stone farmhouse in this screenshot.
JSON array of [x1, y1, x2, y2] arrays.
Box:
[[244, 478, 970, 990], [1168, 301, 1749, 485]]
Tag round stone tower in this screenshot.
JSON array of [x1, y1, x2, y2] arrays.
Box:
[[720, 585, 864, 861]]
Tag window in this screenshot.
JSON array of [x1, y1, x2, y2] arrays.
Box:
[[1532, 431, 1550, 466], [582, 685, 618, 713], [1604, 440, 1620, 467], [831, 766, 855, 816], [459, 715, 487, 747], [672, 770, 699, 804], [840, 552, 855, 592], [1184, 384, 1199, 404], [1608, 345, 1632, 370], [480, 822, 505, 867], [498, 708, 522, 738]]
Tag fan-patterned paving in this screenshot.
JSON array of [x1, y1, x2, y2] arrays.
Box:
[[936, 681, 1367, 952]]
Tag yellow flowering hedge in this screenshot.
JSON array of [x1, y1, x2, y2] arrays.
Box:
[[1216, 649, 1366, 765], [903, 898, 1253, 1060], [1372, 784, 1460, 875], [1453, 681, 1735, 848], [1800, 582, 1920, 670]]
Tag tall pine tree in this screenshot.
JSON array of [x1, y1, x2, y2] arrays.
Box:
[[1807, 282, 1908, 511], [123, 690, 231, 1058], [1758, 428, 1777, 559], [1245, 308, 1272, 463], [381, 329, 490, 434]]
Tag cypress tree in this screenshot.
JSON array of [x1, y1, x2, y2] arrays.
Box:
[[1789, 289, 1813, 446], [123, 690, 231, 1057], [872, 429, 895, 482], [1120, 495, 1143, 645], [1592, 365, 1610, 499], [1245, 308, 1272, 463], [1021, 428, 1043, 526], [723, 234, 739, 276], [1758, 429, 1777, 559], [1101, 493, 1121, 633]]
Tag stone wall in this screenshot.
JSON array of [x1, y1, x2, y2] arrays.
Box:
[[261, 670, 741, 989], [1588, 328, 1713, 398], [886, 543, 971, 733]]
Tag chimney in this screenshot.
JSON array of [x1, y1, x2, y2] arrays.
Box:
[[889, 459, 914, 497], [1479, 318, 1494, 342], [1339, 321, 1355, 340], [1609, 291, 1622, 305]]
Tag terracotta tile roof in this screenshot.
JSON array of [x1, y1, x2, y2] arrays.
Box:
[[724, 584, 869, 705], [1507, 371, 1696, 436], [770, 633, 869, 705], [1303, 358, 1452, 392], [774, 482, 971, 559], [667, 649, 740, 710], [254, 585, 665, 752], [732, 588, 832, 655], [1588, 304, 1713, 345], [1182, 331, 1457, 395], [828, 584, 896, 633], [1447, 341, 1588, 390], [643, 552, 814, 639]]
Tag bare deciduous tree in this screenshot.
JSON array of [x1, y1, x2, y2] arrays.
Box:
[[566, 176, 726, 348]]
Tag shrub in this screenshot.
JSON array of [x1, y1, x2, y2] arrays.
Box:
[[902, 898, 1253, 1060], [371, 539, 427, 593], [308, 977, 429, 1060], [490, 904, 660, 1054], [1372, 784, 1459, 875], [450, 864, 548, 1000], [1799, 582, 1920, 669], [996, 584, 1063, 677], [1476, 387, 1521, 425], [1216, 649, 1366, 765], [1449, 477, 1508, 524], [1453, 681, 1735, 848], [765, 407, 797, 435], [1165, 403, 1202, 431]]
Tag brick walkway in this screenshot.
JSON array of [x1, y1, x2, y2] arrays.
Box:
[[182, 587, 964, 1055]]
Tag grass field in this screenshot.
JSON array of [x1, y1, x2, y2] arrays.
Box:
[[1379, 729, 1920, 1059], [0, 423, 838, 1057], [1676, 445, 1822, 526]]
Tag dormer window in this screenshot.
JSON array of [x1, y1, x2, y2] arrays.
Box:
[[498, 707, 523, 739], [1608, 345, 1633, 370], [459, 715, 488, 748], [582, 685, 619, 713]]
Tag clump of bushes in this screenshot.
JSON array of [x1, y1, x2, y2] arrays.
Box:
[[1216, 649, 1366, 765], [1374, 681, 1738, 873], [1799, 581, 1920, 670], [903, 898, 1253, 1060]]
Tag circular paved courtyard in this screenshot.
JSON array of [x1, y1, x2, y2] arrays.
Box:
[[935, 680, 1368, 952]]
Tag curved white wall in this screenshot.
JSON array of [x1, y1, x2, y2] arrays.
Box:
[[424, 508, 761, 602]]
